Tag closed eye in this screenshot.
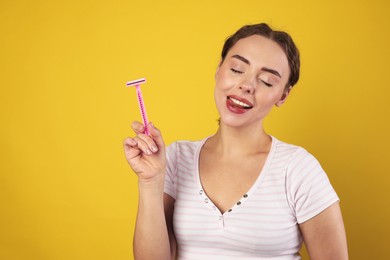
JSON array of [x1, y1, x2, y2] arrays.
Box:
[[261, 80, 272, 87], [231, 68, 243, 74]]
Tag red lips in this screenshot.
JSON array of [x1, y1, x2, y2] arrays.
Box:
[[226, 95, 253, 114]]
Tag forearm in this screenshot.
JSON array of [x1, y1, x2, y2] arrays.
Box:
[[134, 176, 171, 260]]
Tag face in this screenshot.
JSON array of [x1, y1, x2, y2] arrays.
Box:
[[215, 35, 291, 129]]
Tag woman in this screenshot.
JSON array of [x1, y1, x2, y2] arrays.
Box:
[[124, 23, 348, 260]]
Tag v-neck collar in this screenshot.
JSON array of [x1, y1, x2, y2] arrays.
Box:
[[194, 136, 277, 215]]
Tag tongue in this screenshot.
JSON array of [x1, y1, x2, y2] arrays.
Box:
[[227, 98, 249, 114]]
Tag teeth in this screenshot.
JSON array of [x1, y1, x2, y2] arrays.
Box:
[[230, 97, 252, 108]]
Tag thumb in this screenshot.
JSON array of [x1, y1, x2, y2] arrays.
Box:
[[148, 122, 165, 149]]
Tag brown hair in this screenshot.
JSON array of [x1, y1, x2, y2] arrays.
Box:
[[221, 23, 300, 89]]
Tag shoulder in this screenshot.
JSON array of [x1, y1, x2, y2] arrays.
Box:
[[274, 138, 340, 223], [271, 136, 325, 178], [166, 138, 209, 155], [167, 139, 202, 149], [272, 136, 315, 163]]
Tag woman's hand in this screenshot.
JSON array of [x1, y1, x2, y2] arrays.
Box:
[[123, 121, 166, 183]]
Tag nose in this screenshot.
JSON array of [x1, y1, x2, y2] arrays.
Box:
[[238, 77, 255, 94]]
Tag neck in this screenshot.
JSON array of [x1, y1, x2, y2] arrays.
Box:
[[207, 122, 272, 158]]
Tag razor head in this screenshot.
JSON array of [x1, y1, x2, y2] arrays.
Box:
[[126, 78, 146, 87]]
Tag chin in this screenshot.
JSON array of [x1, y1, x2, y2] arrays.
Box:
[[219, 115, 249, 128], [219, 110, 265, 129]]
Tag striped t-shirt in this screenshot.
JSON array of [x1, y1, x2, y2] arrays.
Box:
[[164, 136, 339, 260]]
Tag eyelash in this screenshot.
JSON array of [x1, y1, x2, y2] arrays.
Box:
[[261, 80, 272, 87], [230, 68, 243, 74]]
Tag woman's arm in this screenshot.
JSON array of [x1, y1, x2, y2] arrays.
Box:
[[299, 202, 348, 260], [133, 181, 175, 260], [164, 194, 177, 259], [124, 122, 175, 260]]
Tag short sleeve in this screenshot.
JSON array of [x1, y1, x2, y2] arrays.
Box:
[[164, 142, 177, 200], [286, 148, 339, 224]]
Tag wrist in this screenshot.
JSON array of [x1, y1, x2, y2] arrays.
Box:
[[138, 172, 165, 191]]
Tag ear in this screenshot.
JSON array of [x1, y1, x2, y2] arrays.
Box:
[[276, 86, 292, 107]]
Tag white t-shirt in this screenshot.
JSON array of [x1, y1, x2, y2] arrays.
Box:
[[164, 136, 339, 260]]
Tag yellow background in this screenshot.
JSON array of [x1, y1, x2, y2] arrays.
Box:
[[1, 0, 389, 259]]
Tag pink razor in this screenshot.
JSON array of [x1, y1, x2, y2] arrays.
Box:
[[126, 78, 150, 135]]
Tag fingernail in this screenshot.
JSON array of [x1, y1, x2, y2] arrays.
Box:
[[146, 149, 152, 155], [151, 145, 158, 153]]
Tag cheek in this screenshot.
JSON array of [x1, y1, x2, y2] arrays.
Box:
[[215, 70, 235, 91], [214, 83, 224, 104], [214, 79, 230, 109], [213, 87, 224, 114], [255, 90, 283, 107]]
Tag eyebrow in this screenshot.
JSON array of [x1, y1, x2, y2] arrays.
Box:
[[231, 54, 282, 78], [232, 54, 250, 65], [261, 67, 282, 78]]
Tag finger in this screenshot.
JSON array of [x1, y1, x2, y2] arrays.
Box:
[[123, 137, 137, 149], [131, 121, 145, 135], [134, 132, 159, 154], [133, 135, 154, 155], [148, 122, 165, 150], [123, 137, 141, 160]]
